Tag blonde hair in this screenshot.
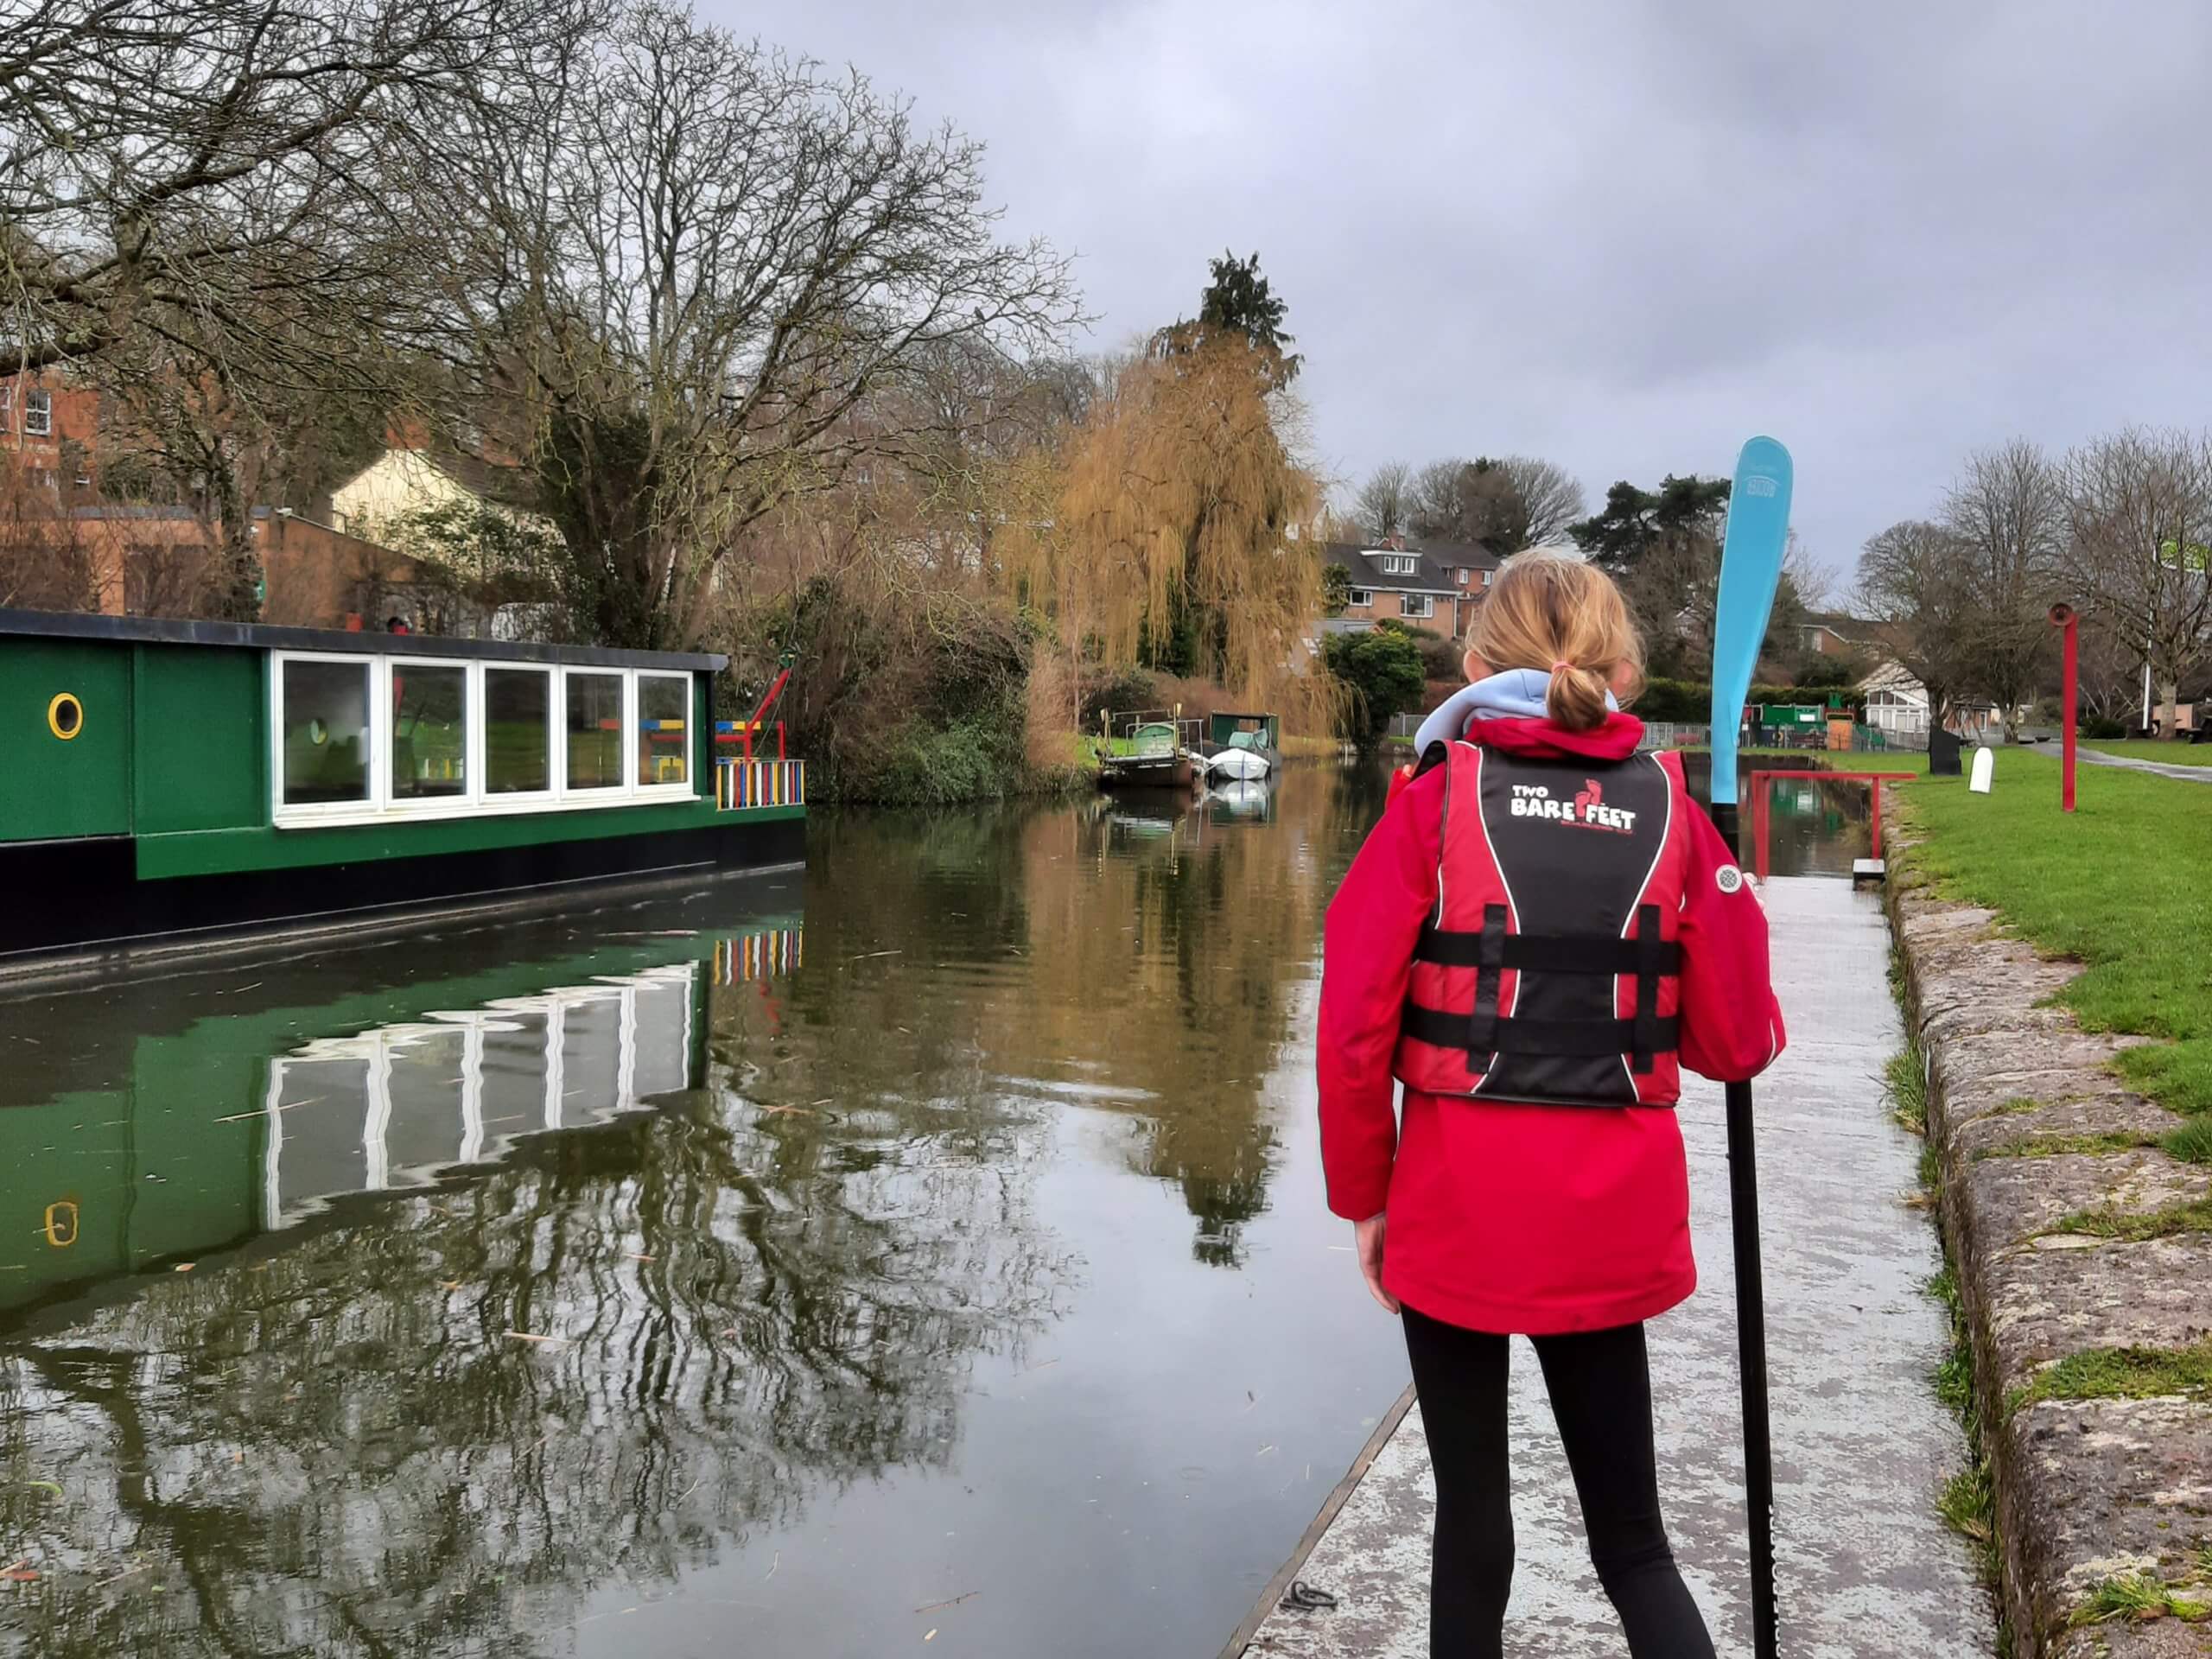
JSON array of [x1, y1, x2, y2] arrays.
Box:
[[1465, 555, 1645, 731]]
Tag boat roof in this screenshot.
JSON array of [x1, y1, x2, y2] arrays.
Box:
[[0, 607, 726, 672]]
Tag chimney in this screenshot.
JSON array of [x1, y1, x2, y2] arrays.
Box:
[[383, 414, 431, 452], [1387, 533, 1405, 551]]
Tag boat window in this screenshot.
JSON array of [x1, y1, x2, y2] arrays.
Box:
[[486, 668, 551, 795], [637, 673, 690, 787], [280, 658, 372, 805], [391, 664, 468, 801], [565, 671, 626, 791]]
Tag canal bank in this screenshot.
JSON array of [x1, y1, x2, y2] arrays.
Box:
[[1230, 876, 1995, 1659], [1885, 764, 2212, 1659]]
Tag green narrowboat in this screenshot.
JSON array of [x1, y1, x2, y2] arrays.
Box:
[[0, 608, 805, 969]]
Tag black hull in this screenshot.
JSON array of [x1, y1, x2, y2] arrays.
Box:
[[0, 817, 806, 971]]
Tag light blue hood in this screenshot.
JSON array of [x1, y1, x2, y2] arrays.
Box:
[[1410, 668, 1619, 753]]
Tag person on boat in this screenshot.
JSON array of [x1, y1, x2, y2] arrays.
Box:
[[1317, 554, 1785, 1659]]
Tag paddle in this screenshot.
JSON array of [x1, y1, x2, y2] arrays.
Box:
[[1707, 434, 1793, 1659]]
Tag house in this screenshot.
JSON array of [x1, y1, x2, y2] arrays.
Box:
[[0, 371, 101, 502], [1857, 658, 2004, 744], [1797, 612, 1866, 657], [1324, 537, 1499, 638], [329, 419, 552, 544]]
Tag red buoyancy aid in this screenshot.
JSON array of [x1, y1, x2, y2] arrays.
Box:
[[1393, 740, 1692, 1109]]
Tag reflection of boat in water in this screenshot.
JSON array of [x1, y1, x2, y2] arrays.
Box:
[[1201, 779, 1272, 818], [0, 913, 801, 1316]]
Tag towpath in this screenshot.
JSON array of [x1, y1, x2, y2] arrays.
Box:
[[1229, 877, 1996, 1659]]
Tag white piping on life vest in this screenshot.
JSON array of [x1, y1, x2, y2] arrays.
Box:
[[1614, 750, 1675, 1101], [1467, 745, 1522, 1095]]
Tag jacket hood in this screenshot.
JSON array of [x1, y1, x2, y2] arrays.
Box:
[[1458, 712, 1646, 762]]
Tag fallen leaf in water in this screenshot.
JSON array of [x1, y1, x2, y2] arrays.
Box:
[[924, 1632, 936, 1643], [626, 1253, 656, 1263], [3, 1569, 39, 1582], [173, 1263, 194, 1273], [502, 1331, 568, 1344], [439, 1281, 463, 1292]]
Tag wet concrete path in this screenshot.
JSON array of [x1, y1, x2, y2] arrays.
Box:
[[1234, 877, 1996, 1658], [2037, 739, 2212, 784]]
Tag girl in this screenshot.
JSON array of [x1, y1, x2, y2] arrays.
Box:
[[1318, 555, 1784, 1658]]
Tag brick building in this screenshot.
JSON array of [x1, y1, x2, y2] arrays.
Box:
[[1324, 537, 1502, 639]]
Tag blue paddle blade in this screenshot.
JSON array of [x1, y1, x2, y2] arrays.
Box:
[[1709, 436, 1794, 807]]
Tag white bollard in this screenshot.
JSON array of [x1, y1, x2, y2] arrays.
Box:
[[1969, 747, 1994, 794]]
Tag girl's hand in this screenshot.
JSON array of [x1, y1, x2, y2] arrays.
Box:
[[1353, 1213, 1399, 1313]]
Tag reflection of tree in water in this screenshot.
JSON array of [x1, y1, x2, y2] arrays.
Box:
[[791, 773, 1385, 1268], [0, 1071, 1066, 1657]]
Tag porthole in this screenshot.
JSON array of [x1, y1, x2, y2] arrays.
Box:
[[47, 692, 82, 741]]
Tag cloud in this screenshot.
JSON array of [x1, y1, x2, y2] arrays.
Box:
[[699, 0, 2212, 587]]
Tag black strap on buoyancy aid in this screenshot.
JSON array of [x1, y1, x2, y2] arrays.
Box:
[[1402, 901, 1679, 1075]]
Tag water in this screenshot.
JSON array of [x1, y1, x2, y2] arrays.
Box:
[[0, 758, 1865, 1657]]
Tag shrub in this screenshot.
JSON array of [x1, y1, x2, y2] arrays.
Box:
[[1325, 627, 1427, 748]]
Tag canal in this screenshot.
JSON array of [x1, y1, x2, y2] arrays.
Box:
[[0, 758, 1879, 1657]]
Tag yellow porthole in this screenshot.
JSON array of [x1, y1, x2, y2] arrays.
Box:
[[47, 692, 83, 741]]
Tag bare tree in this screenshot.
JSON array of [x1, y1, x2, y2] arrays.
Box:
[[1409, 456, 1469, 539], [450, 4, 1081, 647], [1854, 518, 1976, 728], [2062, 426, 2212, 735], [1353, 461, 1412, 541], [0, 0, 594, 378], [1943, 438, 2065, 738], [1497, 455, 1586, 548], [1403, 454, 1583, 552]]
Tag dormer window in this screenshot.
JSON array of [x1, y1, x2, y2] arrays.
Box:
[[1370, 552, 1417, 575]]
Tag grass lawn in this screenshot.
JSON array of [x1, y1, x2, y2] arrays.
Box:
[[1894, 749, 2212, 1115], [1664, 746, 1934, 773], [2085, 740, 2212, 767]]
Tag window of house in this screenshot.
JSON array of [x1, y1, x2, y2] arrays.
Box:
[[391, 663, 468, 802], [565, 671, 626, 791], [485, 668, 552, 795], [1348, 588, 1373, 607], [637, 674, 690, 788], [1455, 568, 1469, 585], [23, 390, 52, 436], [1482, 569, 1493, 587], [1403, 595, 1435, 619], [279, 658, 373, 807]]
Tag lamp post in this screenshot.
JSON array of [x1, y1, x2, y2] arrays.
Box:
[[2049, 604, 2077, 813]]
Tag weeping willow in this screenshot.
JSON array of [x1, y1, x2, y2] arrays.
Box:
[[999, 342, 1332, 728]]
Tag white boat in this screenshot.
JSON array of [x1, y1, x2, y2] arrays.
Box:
[[1201, 746, 1271, 782]]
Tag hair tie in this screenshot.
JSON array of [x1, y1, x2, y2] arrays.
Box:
[[1550, 659, 1572, 676]]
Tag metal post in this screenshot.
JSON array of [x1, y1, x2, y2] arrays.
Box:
[[1871, 780, 1884, 861], [2050, 605, 2078, 813]]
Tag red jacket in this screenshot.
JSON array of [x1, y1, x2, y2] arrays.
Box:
[[1318, 714, 1785, 1335]]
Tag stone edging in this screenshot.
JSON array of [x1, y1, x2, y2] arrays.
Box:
[[1883, 804, 2212, 1659]]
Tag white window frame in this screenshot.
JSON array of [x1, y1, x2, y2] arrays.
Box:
[[271, 652, 380, 821], [1455, 568, 1470, 585], [561, 665, 630, 797], [634, 671, 695, 796], [1348, 588, 1373, 607], [271, 652, 699, 829], [385, 656, 475, 815], [482, 664, 557, 805], [1403, 594, 1435, 620], [23, 388, 52, 436]]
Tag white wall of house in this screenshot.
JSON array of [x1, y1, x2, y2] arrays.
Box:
[[331, 450, 484, 536]]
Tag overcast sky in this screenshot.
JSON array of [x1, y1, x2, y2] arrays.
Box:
[[703, 0, 2212, 595]]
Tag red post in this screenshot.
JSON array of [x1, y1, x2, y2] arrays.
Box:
[[2050, 603, 2077, 813]]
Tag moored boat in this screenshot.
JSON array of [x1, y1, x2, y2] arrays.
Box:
[[0, 609, 804, 970]]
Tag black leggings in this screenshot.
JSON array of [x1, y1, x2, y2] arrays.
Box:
[[1402, 1304, 1716, 1659]]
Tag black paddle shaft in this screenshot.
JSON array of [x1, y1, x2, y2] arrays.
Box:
[[1709, 800, 1779, 1658]]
